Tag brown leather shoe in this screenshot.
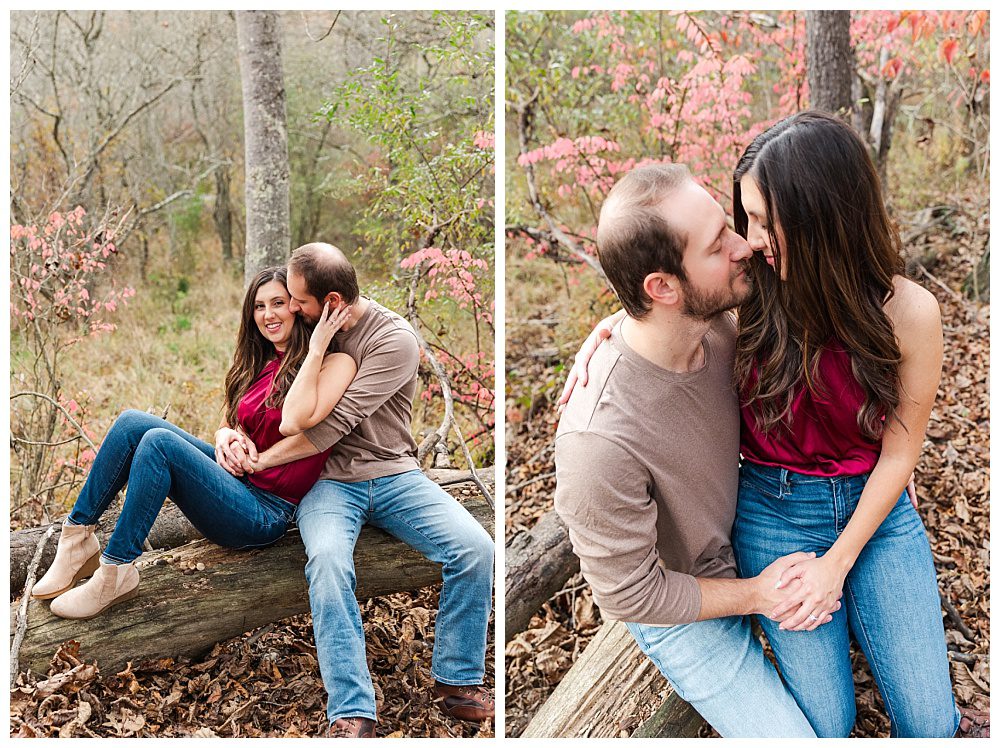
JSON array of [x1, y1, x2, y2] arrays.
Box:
[[433, 682, 495, 722], [958, 707, 989, 738], [327, 717, 376, 738]]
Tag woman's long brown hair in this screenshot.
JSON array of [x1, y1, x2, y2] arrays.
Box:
[[732, 111, 904, 441], [223, 267, 311, 429]]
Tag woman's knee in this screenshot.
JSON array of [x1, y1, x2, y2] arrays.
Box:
[[113, 408, 160, 435], [135, 427, 183, 461]]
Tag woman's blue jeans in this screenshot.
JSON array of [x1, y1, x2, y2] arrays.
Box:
[[68, 409, 296, 563], [732, 460, 959, 738], [295, 470, 494, 724]]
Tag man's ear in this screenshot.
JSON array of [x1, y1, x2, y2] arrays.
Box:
[[324, 292, 345, 309], [643, 272, 681, 307]]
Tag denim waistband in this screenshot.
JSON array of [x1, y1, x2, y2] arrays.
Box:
[[740, 459, 870, 487]]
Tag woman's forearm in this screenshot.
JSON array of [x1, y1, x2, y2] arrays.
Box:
[[281, 350, 325, 434]]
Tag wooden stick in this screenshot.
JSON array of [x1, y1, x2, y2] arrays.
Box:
[[11, 524, 56, 686]]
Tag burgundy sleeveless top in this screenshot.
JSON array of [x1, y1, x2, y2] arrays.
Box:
[[237, 353, 331, 504], [740, 343, 881, 477]]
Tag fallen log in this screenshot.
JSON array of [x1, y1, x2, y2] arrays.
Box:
[[11, 469, 493, 677], [504, 509, 578, 642], [520, 620, 703, 738], [10, 467, 486, 595]]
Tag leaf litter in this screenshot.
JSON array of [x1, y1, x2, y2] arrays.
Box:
[[11, 587, 494, 738]]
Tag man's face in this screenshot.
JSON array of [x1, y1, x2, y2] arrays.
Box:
[[285, 269, 324, 324], [663, 181, 752, 321]]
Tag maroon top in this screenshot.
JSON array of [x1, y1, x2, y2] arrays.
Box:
[[740, 343, 881, 477], [237, 353, 331, 504]]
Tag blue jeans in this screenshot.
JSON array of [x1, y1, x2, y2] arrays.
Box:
[[732, 461, 959, 737], [68, 409, 296, 563], [295, 470, 494, 724], [626, 617, 816, 737]]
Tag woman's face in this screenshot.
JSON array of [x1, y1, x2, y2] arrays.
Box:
[[253, 279, 296, 351], [739, 174, 786, 281]]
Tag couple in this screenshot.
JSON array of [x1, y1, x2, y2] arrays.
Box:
[[554, 111, 958, 737], [30, 242, 494, 737]]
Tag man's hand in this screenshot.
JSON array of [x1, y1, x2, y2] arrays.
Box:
[[308, 302, 351, 358], [557, 314, 617, 406], [752, 551, 841, 630], [215, 427, 258, 476]]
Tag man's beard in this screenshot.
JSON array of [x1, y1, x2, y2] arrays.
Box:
[[680, 263, 751, 321]]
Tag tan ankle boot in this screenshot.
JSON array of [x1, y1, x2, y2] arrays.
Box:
[[49, 560, 139, 619], [31, 523, 101, 600]]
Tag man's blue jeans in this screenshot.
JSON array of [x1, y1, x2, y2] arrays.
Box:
[[68, 409, 296, 562], [295, 470, 494, 724], [733, 461, 959, 737], [626, 616, 816, 737]]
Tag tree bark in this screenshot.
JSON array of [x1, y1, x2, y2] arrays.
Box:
[[213, 166, 234, 262], [504, 510, 578, 642], [806, 11, 854, 116], [520, 620, 703, 738], [236, 10, 291, 282], [11, 469, 492, 676]]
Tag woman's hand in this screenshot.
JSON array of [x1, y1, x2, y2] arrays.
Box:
[[557, 310, 623, 406], [215, 427, 258, 476], [308, 302, 352, 357], [771, 554, 848, 632], [906, 472, 918, 510]]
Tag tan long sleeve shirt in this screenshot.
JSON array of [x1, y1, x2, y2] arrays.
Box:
[[554, 314, 740, 625]]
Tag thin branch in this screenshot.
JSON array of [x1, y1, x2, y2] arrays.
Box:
[[11, 525, 57, 686], [10, 391, 97, 452], [302, 10, 341, 42], [511, 90, 607, 280]]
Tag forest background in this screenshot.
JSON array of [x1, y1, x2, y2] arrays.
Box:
[[505, 10, 989, 738], [10, 9, 495, 738]]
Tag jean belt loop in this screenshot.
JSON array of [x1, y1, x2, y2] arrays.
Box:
[[779, 467, 791, 499]]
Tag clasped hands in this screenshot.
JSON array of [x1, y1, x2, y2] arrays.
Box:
[[214, 427, 260, 477], [755, 551, 848, 632]]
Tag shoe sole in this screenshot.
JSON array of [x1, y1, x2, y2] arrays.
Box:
[[53, 585, 140, 620], [31, 550, 101, 600]]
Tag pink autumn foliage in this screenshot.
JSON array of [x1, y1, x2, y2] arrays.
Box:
[[520, 8, 989, 227], [10, 207, 135, 339], [401, 246, 493, 325]]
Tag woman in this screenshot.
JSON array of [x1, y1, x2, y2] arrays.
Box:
[[728, 111, 956, 738], [32, 267, 356, 620], [563, 112, 957, 737]]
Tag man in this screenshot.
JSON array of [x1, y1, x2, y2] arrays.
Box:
[[554, 164, 827, 737], [229, 243, 494, 737]]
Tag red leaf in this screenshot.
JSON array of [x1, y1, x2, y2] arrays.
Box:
[[940, 38, 959, 65]]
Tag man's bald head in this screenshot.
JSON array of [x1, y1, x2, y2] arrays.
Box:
[[288, 242, 360, 305], [597, 163, 692, 318]]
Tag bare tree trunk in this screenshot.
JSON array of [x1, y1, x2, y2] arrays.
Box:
[[236, 10, 290, 282], [806, 11, 854, 116]]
